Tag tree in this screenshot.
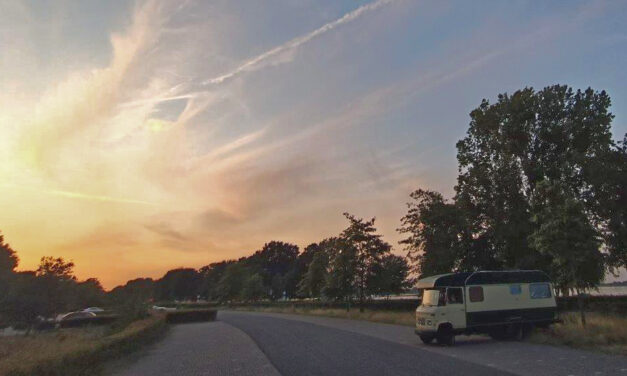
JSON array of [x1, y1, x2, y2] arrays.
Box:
[[323, 238, 357, 305], [35, 257, 77, 316], [215, 263, 248, 302], [297, 250, 329, 298], [602, 135, 627, 270], [529, 180, 604, 325], [369, 254, 411, 296], [247, 241, 299, 299], [398, 189, 467, 277], [155, 268, 201, 301], [455, 85, 616, 272], [0, 233, 18, 277], [199, 261, 234, 301], [340, 213, 392, 311], [108, 278, 155, 306], [36, 256, 76, 280], [240, 274, 266, 302]]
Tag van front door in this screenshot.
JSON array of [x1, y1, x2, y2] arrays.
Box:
[[444, 287, 466, 330]]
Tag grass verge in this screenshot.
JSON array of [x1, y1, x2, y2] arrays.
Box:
[[529, 312, 627, 356], [229, 305, 416, 327], [0, 313, 167, 376]]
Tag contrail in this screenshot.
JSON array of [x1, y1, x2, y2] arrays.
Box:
[[202, 0, 394, 86], [0, 183, 157, 206]]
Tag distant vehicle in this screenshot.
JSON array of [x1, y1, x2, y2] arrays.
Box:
[[152, 305, 176, 312], [57, 311, 97, 322], [82, 307, 105, 313], [414, 270, 558, 346]]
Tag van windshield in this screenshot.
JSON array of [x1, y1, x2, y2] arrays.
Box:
[[422, 289, 444, 307]]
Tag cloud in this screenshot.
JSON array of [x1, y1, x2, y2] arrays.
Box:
[[202, 0, 395, 86]]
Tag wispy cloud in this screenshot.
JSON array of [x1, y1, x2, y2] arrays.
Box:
[[202, 0, 395, 86]]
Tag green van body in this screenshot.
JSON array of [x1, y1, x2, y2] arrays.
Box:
[[414, 270, 557, 344]]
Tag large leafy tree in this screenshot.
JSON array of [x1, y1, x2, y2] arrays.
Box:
[[455, 85, 617, 271]]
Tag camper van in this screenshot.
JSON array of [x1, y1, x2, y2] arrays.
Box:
[[414, 270, 557, 345]]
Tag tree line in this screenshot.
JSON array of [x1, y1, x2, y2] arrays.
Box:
[[1, 84, 625, 327], [110, 213, 411, 312], [0, 240, 106, 328]]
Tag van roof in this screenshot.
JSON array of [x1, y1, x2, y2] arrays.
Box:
[[415, 270, 551, 289]]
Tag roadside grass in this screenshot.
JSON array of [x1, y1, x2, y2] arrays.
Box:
[[529, 312, 627, 356], [0, 313, 167, 376], [230, 305, 416, 327]]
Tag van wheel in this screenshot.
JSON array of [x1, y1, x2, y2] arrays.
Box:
[[521, 323, 533, 339], [419, 335, 434, 344], [436, 325, 455, 346]]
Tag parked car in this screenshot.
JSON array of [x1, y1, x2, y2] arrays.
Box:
[[414, 270, 558, 346], [57, 311, 96, 322], [82, 307, 105, 313]]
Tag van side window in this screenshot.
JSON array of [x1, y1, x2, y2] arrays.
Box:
[[468, 286, 484, 302], [447, 288, 463, 304], [529, 283, 551, 299], [510, 284, 521, 295]]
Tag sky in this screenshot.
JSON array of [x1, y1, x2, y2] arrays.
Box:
[[1, 0, 626, 289]]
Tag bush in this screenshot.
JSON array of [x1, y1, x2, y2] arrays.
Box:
[[1, 314, 166, 376], [165, 309, 217, 324]]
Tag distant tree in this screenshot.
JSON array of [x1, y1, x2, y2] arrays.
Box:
[[155, 268, 201, 301], [248, 241, 299, 299], [241, 274, 266, 302], [215, 263, 248, 302], [369, 254, 411, 296], [398, 189, 467, 277], [34, 257, 77, 316], [340, 213, 392, 311], [288, 243, 321, 298], [0, 233, 18, 325], [323, 238, 357, 305], [530, 180, 604, 325], [3, 271, 47, 327], [199, 261, 234, 301], [297, 249, 329, 298], [0, 233, 18, 277], [36, 256, 76, 280], [108, 278, 155, 306], [72, 278, 105, 308]]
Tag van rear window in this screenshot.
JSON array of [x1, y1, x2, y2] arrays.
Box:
[[529, 283, 551, 299], [468, 286, 484, 302]]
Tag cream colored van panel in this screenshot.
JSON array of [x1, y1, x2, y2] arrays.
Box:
[[465, 283, 556, 313]]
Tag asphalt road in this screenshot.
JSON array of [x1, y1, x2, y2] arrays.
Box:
[[110, 311, 627, 376]]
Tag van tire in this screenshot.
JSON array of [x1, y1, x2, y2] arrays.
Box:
[[436, 325, 455, 346], [419, 334, 434, 344], [521, 323, 534, 339]]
